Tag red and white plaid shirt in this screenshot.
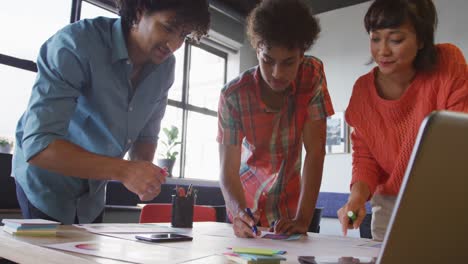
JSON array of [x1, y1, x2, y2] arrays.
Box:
[[217, 56, 334, 226]]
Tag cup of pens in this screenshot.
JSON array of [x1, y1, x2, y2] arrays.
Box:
[[171, 185, 195, 228]]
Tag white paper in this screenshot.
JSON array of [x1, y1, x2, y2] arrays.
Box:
[[45, 238, 208, 264], [73, 223, 173, 234]]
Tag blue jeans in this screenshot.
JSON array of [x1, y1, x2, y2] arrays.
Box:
[[15, 180, 104, 224]]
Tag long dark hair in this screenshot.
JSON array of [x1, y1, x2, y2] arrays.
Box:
[[364, 0, 438, 71]]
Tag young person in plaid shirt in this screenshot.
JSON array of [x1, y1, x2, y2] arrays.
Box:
[[217, 0, 334, 238]]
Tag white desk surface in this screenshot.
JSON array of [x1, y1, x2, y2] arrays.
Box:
[[0, 222, 380, 264]]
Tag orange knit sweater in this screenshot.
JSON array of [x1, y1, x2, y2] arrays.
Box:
[[346, 43, 468, 196]]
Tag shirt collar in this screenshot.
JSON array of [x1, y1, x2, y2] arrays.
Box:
[[253, 66, 297, 96], [253, 66, 297, 113], [111, 19, 129, 63]]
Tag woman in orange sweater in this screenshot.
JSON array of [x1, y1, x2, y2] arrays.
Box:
[[338, 0, 467, 241]]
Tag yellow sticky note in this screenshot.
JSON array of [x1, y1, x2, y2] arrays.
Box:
[[232, 247, 284, 256]]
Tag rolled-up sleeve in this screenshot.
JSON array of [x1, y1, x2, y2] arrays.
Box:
[[217, 92, 244, 145], [21, 33, 87, 161], [306, 61, 334, 120]]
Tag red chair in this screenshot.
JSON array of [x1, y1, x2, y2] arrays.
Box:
[[139, 203, 217, 223]]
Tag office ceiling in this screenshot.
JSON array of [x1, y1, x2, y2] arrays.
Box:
[[218, 0, 371, 16], [87, 0, 372, 18]]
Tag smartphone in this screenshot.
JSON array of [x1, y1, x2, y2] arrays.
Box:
[[298, 256, 376, 264], [135, 233, 193, 243]]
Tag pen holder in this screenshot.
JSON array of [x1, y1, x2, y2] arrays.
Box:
[[171, 194, 194, 228]]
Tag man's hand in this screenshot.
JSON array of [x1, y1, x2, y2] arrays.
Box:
[[120, 160, 168, 201], [272, 217, 309, 235], [27, 139, 165, 202], [232, 209, 261, 238]]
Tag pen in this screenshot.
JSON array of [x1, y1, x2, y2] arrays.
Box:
[[270, 220, 276, 232], [187, 184, 193, 197], [244, 208, 258, 235], [347, 211, 357, 224]]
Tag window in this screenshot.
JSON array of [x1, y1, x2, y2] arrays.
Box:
[[184, 112, 219, 180], [0, 1, 230, 182], [157, 106, 183, 178], [157, 44, 227, 181], [0, 65, 37, 137], [0, 0, 71, 143], [81, 1, 118, 19], [188, 46, 227, 112], [0, 0, 71, 61]]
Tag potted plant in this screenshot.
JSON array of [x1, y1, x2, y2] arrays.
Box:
[[156, 125, 181, 177], [0, 136, 14, 154]]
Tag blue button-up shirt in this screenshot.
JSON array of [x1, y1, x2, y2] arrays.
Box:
[[13, 17, 175, 224]]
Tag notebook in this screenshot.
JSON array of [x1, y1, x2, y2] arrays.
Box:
[[2, 218, 60, 237], [377, 110, 468, 263]]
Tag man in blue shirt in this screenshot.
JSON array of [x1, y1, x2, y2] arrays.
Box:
[[13, 0, 210, 224]]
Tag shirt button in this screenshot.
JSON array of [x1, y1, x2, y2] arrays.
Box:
[[129, 106, 133, 112], [126, 60, 131, 65], [262, 192, 267, 196], [127, 139, 132, 144]]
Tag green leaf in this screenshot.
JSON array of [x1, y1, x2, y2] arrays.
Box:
[[159, 125, 181, 160]]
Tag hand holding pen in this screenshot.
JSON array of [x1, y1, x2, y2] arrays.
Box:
[[337, 202, 366, 236], [245, 208, 258, 235], [231, 207, 260, 238]]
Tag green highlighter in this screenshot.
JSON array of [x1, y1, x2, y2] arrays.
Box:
[[347, 211, 357, 224], [232, 247, 286, 256]]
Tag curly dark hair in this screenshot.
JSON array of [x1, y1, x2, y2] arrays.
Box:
[[115, 0, 210, 42], [246, 0, 320, 51], [364, 0, 438, 71]]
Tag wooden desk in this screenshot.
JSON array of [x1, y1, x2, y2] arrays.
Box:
[[0, 222, 380, 264]]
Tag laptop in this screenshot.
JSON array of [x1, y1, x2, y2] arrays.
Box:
[[298, 111, 468, 264], [378, 110, 468, 263]]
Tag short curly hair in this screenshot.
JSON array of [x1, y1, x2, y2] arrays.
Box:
[[364, 0, 438, 71], [115, 0, 210, 42], [246, 0, 320, 51]]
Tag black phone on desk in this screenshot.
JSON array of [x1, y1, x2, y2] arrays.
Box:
[[135, 233, 193, 243], [298, 256, 376, 264]]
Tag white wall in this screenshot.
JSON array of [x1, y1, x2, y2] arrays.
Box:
[[434, 0, 468, 52], [309, 0, 468, 193], [239, 37, 258, 72]]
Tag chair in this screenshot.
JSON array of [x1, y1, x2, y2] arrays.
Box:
[[359, 213, 373, 239], [0, 153, 18, 209], [308, 207, 323, 233], [139, 203, 217, 223]]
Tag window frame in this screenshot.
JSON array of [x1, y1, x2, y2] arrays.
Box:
[[0, 0, 82, 72], [0, 0, 228, 181], [173, 41, 228, 179]]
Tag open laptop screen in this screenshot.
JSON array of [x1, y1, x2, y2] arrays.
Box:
[[378, 111, 468, 264]]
